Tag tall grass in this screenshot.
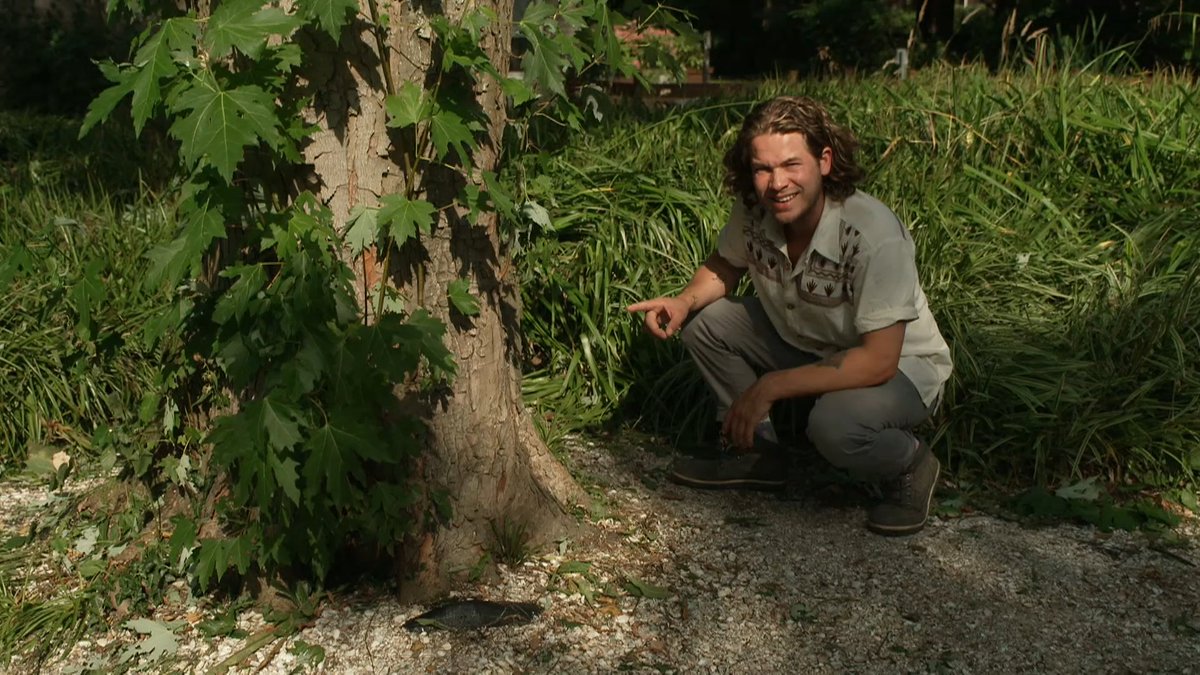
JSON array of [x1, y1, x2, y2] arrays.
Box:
[[0, 112, 175, 465], [512, 102, 749, 446], [509, 62, 1200, 487]]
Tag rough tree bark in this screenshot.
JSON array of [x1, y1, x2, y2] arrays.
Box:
[[294, 0, 587, 598]]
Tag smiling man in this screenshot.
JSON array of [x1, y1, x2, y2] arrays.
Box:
[[627, 96, 952, 536]]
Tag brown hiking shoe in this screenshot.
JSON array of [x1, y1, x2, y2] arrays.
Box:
[[866, 442, 940, 536], [668, 452, 788, 491]]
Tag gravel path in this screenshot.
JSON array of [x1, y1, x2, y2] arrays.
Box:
[[8, 434, 1200, 673]]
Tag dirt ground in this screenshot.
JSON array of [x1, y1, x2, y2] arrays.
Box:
[[7, 432, 1200, 674]]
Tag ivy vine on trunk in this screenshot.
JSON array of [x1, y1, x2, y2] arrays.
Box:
[[83, 0, 642, 596]]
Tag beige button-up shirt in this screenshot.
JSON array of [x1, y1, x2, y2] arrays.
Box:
[[716, 190, 952, 407]]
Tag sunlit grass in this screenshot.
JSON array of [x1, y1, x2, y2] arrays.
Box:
[[0, 112, 175, 465]]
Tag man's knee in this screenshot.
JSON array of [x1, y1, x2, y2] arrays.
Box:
[[680, 298, 734, 350], [806, 395, 862, 469], [807, 395, 916, 477]]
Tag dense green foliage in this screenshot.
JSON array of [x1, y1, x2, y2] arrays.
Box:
[[68, 0, 642, 591], [661, 0, 1199, 76], [511, 63, 1200, 489]]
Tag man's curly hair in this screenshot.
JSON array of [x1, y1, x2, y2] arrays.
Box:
[[722, 96, 865, 206]]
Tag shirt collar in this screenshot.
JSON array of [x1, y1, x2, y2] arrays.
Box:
[[752, 197, 843, 261], [809, 198, 844, 262]]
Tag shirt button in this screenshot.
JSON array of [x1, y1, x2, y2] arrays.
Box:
[[786, 303, 796, 310]]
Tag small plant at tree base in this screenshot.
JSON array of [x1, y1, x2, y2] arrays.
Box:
[[487, 518, 532, 567]]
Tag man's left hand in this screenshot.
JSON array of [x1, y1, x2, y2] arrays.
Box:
[[722, 374, 778, 451]]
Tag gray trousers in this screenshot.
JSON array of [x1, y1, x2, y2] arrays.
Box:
[[680, 297, 931, 479]]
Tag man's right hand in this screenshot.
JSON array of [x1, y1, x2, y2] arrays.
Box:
[[626, 296, 692, 340]]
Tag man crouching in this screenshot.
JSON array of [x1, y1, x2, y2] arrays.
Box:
[[627, 96, 953, 536]]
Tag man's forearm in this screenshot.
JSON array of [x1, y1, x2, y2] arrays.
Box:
[[678, 253, 745, 312], [761, 346, 900, 401]]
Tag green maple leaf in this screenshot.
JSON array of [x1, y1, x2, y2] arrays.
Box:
[[272, 43, 304, 74], [428, 106, 479, 165], [127, 17, 200, 134], [404, 310, 456, 376], [519, 24, 566, 98], [556, 1, 590, 30], [217, 333, 260, 389], [227, 534, 255, 575], [326, 330, 376, 404], [271, 456, 301, 504], [378, 195, 436, 245], [305, 420, 391, 503], [305, 425, 352, 504], [71, 259, 106, 341], [482, 171, 516, 218], [257, 397, 304, 451], [297, 0, 359, 42], [206, 0, 303, 59], [447, 278, 480, 316], [275, 338, 324, 398], [169, 78, 282, 181], [146, 205, 226, 288], [168, 516, 197, 567], [265, 221, 298, 261], [358, 316, 420, 381], [207, 409, 261, 469], [344, 204, 380, 255], [80, 71, 134, 138], [520, 0, 557, 24], [212, 263, 268, 325], [229, 86, 285, 149], [559, 32, 590, 70], [430, 14, 497, 75], [588, 9, 631, 77], [460, 183, 486, 223], [499, 75, 536, 107], [142, 297, 194, 351], [212, 397, 304, 456], [384, 81, 430, 129]]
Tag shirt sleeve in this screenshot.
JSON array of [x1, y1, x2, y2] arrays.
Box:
[[716, 200, 752, 268], [853, 236, 921, 334]]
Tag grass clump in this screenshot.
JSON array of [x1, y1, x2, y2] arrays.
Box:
[[0, 111, 177, 467]]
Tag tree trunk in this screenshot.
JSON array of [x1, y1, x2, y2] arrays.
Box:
[[295, 1, 586, 599]]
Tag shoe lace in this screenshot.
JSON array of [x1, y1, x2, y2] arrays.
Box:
[[883, 470, 914, 504]]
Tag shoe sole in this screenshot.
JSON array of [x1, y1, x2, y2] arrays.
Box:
[[668, 472, 785, 491], [865, 459, 941, 537]]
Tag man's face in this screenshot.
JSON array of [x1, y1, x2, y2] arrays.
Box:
[[750, 132, 832, 227]]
